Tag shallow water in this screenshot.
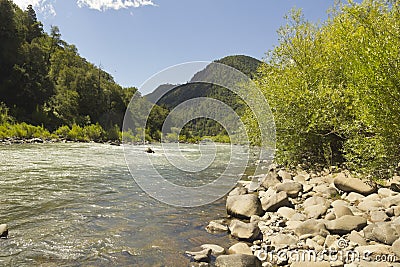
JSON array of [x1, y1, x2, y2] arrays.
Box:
[[0, 143, 245, 266]]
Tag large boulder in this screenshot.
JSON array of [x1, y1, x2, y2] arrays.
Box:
[[333, 173, 377, 195], [260, 170, 281, 189], [215, 254, 261, 267], [260, 191, 292, 212], [226, 194, 263, 219], [229, 219, 261, 241], [275, 182, 303, 198], [0, 224, 8, 238], [325, 215, 367, 235], [364, 222, 399, 245]]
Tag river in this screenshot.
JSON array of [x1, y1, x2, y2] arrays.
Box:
[[0, 142, 252, 266]]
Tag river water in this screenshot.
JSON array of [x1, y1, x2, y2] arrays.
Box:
[[0, 143, 253, 266]]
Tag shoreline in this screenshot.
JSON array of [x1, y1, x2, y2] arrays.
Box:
[[187, 165, 400, 267], [0, 137, 122, 146]]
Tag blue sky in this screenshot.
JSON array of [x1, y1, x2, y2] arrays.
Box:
[[14, 0, 336, 93]]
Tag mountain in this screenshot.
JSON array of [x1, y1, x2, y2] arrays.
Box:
[[145, 55, 263, 109], [144, 84, 177, 104], [144, 55, 264, 139]]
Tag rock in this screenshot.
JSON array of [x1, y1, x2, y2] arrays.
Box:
[[324, 235, 341, 250], [357, 200, 384, 212], [275, 182, 303, 198], [313, 184, 338, 197], [260, 191, 292, 212], [390, 183, 400, 193], [229, 220, 261, 241], [345, 192, 366, 203], [0, 224, 8, 238], [394, 206, 400, 217], [325, 212, 336, 220], [302, 184, 313, 193], [228, 242, 252, 255], [304, 203, 328, 219], [325, 215, 367, 235], [304, 196, 330, 208], [348, 230, 367, 246], [229, 186, 248, 196], [334, 205, 354, 218], [260, 170, 281, 189], [305, 238, 323, 251], [392, 238, 400, 258], [385, 207, 394, 217], [248, 176, 262, 192], [259, 187, 276, 199], [250, 215, 261, 223], [270, 234, 298, 248], [294, 219, 329, 237], [278, 170, 292, 180], [215, 254, 261, 267], [277, 207, 296, 220], [378, 188, 397, 198], [290, 212, 307, 221], [227, 194, 263, 219], [186, 248, 212, 263], [189, 262, 209, 267], [369, 210, 389, 222], [331, 199, 349, 207], [293, 174, 307, 184], [333, 173, 377, 195], [145, 147, 155, 153], [365, 222, 399, 245], [201, 244, 225, 256], [206, 220, 228, 233], [382, 194, 400, 208]]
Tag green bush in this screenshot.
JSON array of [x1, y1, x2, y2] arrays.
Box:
[[67, 124, 87, 142], [250, 1, 400, 178], [83, 123, 105, 141], [54, 125, 71, 138]]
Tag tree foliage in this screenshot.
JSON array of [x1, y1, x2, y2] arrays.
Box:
[[254, 0, 400, 178], [0, 0, 136, 136]]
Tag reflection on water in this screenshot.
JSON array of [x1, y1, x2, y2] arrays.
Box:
[[0, 143, 240, 266]]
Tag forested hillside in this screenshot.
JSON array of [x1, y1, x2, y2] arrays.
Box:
[[0, 0, 136, 140], [143, 55, 263, 141]]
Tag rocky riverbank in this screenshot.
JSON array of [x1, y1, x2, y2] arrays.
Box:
[[186, 165, 400, 267], [0, 137, 122, 146]]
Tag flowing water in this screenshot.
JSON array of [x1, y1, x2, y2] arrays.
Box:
[[0, 143, 252, 266]]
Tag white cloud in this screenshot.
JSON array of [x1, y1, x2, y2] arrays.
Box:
[[76, 0, 156, 11], [13, 0, 156, 16], [13, 0, 56, 16]]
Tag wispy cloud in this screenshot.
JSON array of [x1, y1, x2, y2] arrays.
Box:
[[13, 0, 56, 16], [76, 0, 156, 11], [13, 0, 156, 16]]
